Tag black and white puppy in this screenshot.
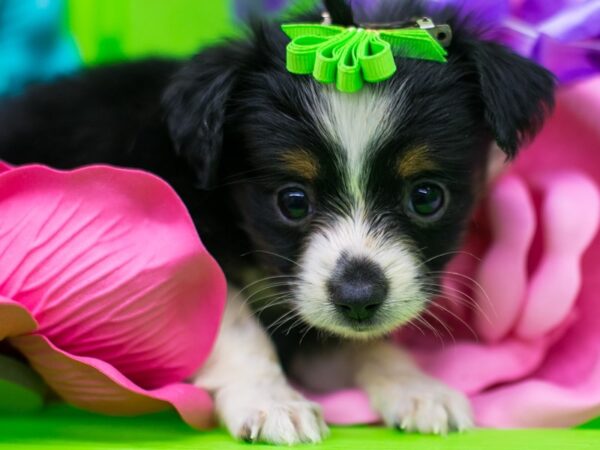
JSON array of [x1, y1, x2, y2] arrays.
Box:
[[0, 0, 554, 444]]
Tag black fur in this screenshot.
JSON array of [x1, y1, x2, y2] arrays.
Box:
[[163, 42, 250, 189], [466, 40, 554, 157], [0, 1, 555, 365], [324, 0, 356, 26]]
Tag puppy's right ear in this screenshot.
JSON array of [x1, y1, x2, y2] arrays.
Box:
[[466, 40, 556, 159], [162, 43, 244, 189]]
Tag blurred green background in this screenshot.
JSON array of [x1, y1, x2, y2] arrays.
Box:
[[67, 0, 239, 64]]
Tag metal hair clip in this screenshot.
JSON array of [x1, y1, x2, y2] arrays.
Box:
[[415, 17, 453, 48], [359, 16, 453, 48]]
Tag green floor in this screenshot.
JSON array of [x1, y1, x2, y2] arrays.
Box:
[[0, 404, 599, 449]]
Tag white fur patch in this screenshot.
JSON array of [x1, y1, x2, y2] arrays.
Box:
[[295, 209, 427, 339], [193, 286, 328, 444], [315, 84, 405, 197]]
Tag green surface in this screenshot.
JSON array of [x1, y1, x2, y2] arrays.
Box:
[[0, 355, 46, 413], [0, 404, 599, 449]]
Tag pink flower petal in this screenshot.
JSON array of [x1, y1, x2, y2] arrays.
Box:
[[473, 362, 600, 428], [472, 175, 535, 342], [425, 80, 600, 427], [415, 338, 550, 395], [0, 296, 38, 339], [306, 388, 378, 425], [516, 173, 600, 339], [0, 164, 226, 424], [10, 334, 214, 429], [0, 165, 226, 389]]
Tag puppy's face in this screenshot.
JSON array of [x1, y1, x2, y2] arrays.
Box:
[[230, 76, 488, 339], [163, 5, 555, 339]]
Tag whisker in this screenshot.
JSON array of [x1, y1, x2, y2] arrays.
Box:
[[422, 309, 456, 345], [243, 282, 297, 300], [252, 297, 292, 314], [426, 270, 495, 317], [232, 276, 297, 316], [421, 283, 493, 325], [416, 250, 481, 270], [428, 300, 479, 341], [299, 324, 315, 345], [412, 315, 445, 347], [240, 284, 295, 310], [405, 319, 427, 337], [285, 316, 306, 336], [236, 274, 297, 295], [241, 250, 302, 268], [267, 308, 300, 335]]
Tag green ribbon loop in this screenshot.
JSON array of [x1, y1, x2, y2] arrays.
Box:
[[282, 23, 448, 93]]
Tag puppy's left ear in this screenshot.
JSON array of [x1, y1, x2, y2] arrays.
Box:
[[469, 40, 556, 158], [162, 43, 245, 189]]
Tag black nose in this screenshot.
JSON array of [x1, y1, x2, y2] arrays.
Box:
[[328, 256, 389, 322]]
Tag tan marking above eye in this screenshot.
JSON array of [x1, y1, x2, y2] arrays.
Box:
[[280, 150, 319, 181], [397, 145, 438, 178]]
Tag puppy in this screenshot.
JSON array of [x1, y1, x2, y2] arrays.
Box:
[[0, 0, 554, 444]]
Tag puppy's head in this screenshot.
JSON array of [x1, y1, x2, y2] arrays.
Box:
[[163, 0, 555, 339]]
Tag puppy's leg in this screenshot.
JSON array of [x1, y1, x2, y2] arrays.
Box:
[[193, 286, 328, 445], [353, 340, 473, 434]]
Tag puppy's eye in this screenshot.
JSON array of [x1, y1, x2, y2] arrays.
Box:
[[407, 181, 448, 221], [277, 187, 311, 221]]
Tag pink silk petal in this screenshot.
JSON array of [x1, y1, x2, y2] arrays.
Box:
[[306, 388, 378, 425], [473, 360, 600, 428], [0, 296, 38, 339], [458, 79, 600, 426], [473, 175, 535, 342], [414, 338, 550, 395], [515, 174, 600, 339], [10, 334, 214, 429], [0, 165, 226, 390]]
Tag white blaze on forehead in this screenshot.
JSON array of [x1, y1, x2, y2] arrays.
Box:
[[315, 85, 400, 196]]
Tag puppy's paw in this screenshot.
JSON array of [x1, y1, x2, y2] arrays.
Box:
[[369, 376, 473, 435], [216, 383, 329, 445]]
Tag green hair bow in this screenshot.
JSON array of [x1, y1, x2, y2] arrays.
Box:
[[282, 20, 449, 93]]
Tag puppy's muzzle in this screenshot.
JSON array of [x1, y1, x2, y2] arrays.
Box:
[[327, 255, 389, 322]]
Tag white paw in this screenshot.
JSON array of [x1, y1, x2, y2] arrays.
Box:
[[216, 383, 329, 445], [369, 376, 474, 434]]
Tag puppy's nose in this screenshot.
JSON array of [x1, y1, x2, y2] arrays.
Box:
[[328, 256, 388, 322]]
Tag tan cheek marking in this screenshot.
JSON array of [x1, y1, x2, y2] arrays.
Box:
[[280, 150, 319, 181], [397, 146, 438, 178]]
